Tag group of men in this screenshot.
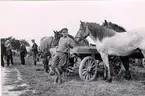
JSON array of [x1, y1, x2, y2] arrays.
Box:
[[1, 39, 38, 67]]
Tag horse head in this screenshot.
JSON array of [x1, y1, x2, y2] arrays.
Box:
[[53, 30, 62, 40], [102, 19, 126, 32], [53, 30, 62, 46], [75, 21, 90, 42]]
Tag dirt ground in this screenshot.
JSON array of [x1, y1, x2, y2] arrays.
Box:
[[1, 56, 145, 96]]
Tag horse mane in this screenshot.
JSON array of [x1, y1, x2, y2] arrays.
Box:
[[86, 22, 116, 42], [109, 22, 126, 32], [68, 34, 75, 40]]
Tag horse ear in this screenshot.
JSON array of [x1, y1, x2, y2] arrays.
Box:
[[80, 20, 83, 24], [80, 20, 86, 27], [104, 19, 108, 24], [53, 30, 56, 33]]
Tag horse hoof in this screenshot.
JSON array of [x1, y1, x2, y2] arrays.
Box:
[[124, 75, 131, 80], [103, 77, 107, 80], [106, 78, 112, 83], [126, 77, 132, 80]]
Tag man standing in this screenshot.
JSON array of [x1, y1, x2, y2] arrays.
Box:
[[50, 28, 76, 84], [5, 40, 14, 66], [1, 40, 6, 67], [31, 39, 38, 66], [20, 41, 27, 65]]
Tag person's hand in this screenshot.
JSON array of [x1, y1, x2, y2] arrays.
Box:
[[56, 46, 58, 49]]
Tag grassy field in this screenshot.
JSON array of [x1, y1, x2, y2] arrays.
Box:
[[4, 56, 145, 96]]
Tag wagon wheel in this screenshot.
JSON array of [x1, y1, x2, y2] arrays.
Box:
[[142, 58, 145, 68], [129, 58, 138, 66], [109, 56, 123, 76], [79, 56, 98, 81]]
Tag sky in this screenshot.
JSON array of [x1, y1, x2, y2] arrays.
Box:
[[0, 0, 145, 46]]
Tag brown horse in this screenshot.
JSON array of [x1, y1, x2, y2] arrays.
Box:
[[39, 30, 62, 72]]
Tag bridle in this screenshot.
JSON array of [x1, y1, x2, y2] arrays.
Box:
[[75, 25, 90, 42]]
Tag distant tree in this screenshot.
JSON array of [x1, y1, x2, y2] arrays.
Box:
[[20, 39, 30, 47], [1, 36, 30, 50], [10, 38, 20, 50]]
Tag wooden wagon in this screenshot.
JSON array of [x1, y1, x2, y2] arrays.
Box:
[[49, 46, 123, 81]]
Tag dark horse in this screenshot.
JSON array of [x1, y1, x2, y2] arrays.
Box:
[[102, 20, 145, 68], [75, 21, 145, 82]]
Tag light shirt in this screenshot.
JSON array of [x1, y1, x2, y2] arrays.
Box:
[[57, 36, 76, 53]]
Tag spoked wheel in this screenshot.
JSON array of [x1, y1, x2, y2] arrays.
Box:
[[129, 58, 139, 66], [141, 58, 145, 68], [79, 56, 98, 81], [109, 56, 123, 77]]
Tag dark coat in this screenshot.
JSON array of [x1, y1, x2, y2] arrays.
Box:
[[1, 43, 6, 55], [32, 43, 38, 54], [20, 44, 27, 56]]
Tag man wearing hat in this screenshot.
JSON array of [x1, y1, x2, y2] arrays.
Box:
[[31, 39, 38, 66], [50, 28, 76, 84], [5, 40, 13, 66], [20, 41, 27, 65]]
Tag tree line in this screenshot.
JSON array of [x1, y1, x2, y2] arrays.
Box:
[[1, 36, 30, 51]]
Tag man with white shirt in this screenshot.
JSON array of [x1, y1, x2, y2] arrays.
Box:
[[50, 28, 76, 84]]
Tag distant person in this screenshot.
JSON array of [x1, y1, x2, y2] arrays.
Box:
[[5, 40, 13, 66], [20, 41, 27, 65], [50, 28, 76, 84], [31, 39, 38, 66], [1, 40, 6, 67]]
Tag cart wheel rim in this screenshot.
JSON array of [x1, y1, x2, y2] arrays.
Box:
[[110, 57, 123, 76], [79, 56, 98, 81]]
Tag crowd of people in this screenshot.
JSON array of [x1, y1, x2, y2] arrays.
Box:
[[1, 39, 38, 67]]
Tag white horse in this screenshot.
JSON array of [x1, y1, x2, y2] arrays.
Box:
[[75, 21, 145, 82]]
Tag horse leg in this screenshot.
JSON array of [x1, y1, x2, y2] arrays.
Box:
[[120, 56, 131, 80], [100, 52, 112, 82], [44, 57, 49, 73], [103, 64, 107, 80]]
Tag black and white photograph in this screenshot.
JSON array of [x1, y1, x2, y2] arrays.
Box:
[[0, 0, 145, 96]]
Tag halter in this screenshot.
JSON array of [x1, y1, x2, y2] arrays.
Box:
[[75, 36, 85, 41]]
